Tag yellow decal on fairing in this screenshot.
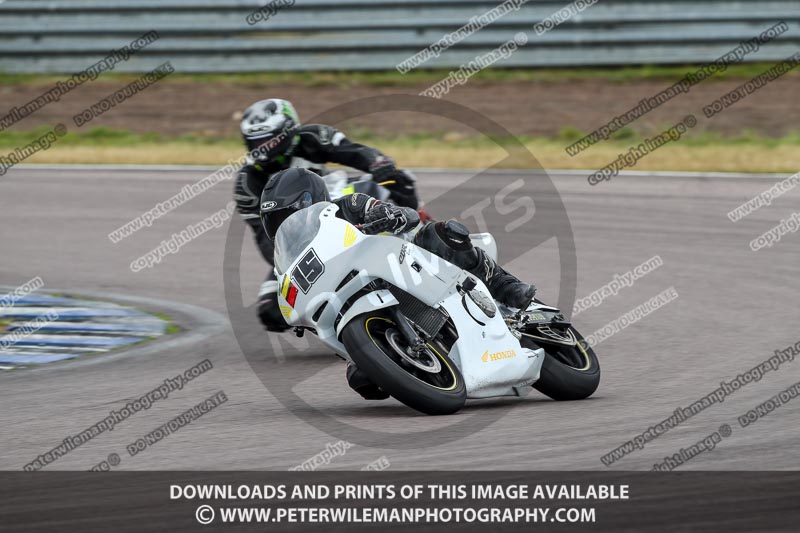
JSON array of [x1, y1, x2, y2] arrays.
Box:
[[344, 225, 357, 247], [280, 274, 291, 298]]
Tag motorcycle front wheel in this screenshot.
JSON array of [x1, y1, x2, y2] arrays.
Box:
[[341, 313, 466, 415], [524, 326, 600, 401]]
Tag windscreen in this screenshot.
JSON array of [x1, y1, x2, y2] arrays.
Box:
[[273, 202, 332, 275]]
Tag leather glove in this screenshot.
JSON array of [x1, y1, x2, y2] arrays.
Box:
[[368, 156, 399, 182], [369, 157, 419, 210], [362, 204, 418, 235]]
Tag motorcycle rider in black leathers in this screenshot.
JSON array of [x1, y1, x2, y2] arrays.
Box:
[[260, 168, 536, 400], [233, 98, 421, 331]]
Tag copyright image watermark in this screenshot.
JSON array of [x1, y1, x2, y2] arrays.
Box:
[[130, 201, 237, 272], [749, 211, 800, 251], [601, 340, 799, 466], [565, 21, 789, 156], [587, 115, 697, 185], [0, 124, 67, 177], [88, 453, 122, 472], [0, 31, 160, 132], [653, 375, 800, 471], [651, 378, 800, 471], [110, 139, 283, 244], [397, 0, 530, 73], [419, 33, 528, 99], [650, 425, 732, 471]]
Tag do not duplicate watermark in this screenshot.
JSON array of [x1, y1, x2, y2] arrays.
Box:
[[73, 62, 175, 128]]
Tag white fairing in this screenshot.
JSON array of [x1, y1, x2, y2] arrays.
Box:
[[274, 203, 544, 399]]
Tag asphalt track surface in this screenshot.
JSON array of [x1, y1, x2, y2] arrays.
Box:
[[1, 166, 799, 471]]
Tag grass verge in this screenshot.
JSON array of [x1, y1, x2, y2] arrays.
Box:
[[153, 312, 182, 334], [4, 127, 800, 173]]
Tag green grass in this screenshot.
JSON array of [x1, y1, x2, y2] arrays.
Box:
[[5, 125, 800, 150], [153, 312, 181, 334], [1, 63, 795, 88], [552, 126, 800, 147], [5, 125, 800, 172], [309, 127, 800, 148], [0, 126, 240, 149]]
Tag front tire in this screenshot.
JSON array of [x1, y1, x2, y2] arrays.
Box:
[[341, 313, 466, 415], [527, 328, 600, 401]]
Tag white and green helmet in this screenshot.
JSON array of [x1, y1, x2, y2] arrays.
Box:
[[240, 98, 300, 162]]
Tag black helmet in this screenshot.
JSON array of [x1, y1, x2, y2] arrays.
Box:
[[240, 98, 299, 164], [260, 168, 330, 240]]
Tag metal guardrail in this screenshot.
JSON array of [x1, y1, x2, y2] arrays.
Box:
[[0, 0, 798, 73]]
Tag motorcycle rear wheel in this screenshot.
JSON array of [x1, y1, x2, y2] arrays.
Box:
[[341, 313, 466, 415]]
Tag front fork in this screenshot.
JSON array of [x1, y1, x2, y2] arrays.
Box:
[[386, 305, 427, 356]]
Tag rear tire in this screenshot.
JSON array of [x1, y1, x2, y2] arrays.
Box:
[[528, 328, 600, 401], [341, 313, 466, 415]]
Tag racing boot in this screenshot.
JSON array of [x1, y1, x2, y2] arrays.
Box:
[[415, 220, 536, 310], [467, 247, 536, 311], [346, 362, 389, 400], [257, 273, 290, 332]]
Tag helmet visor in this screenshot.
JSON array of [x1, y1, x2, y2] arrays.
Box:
[[246, 127, 294, 162], [261, 191, 313, 240]]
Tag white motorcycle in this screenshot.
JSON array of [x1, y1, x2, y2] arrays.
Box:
[[273, 202, 600, 415]]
